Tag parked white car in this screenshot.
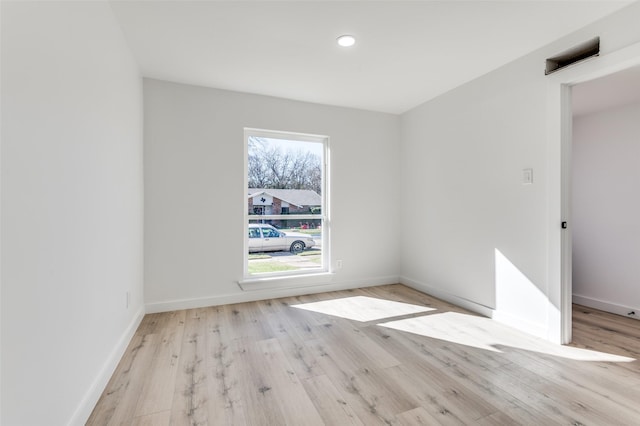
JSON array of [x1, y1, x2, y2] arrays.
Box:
[[248, 224, 316, 253]]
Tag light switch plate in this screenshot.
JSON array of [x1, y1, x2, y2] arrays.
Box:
[[522, 168, 533, 185]]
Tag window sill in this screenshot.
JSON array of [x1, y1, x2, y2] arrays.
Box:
[[238, 271, 334, 292]]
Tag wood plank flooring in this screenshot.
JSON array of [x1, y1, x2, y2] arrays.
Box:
[[88, 284, 640, 425]]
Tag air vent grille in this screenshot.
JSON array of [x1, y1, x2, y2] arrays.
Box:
[[545, 37, 600, 75]]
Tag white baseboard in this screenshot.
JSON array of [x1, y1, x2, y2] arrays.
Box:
[[145, 275, 400, 313], [68, 306, 145, 426], [573, 294, 640, 320], [400, 276, 494, 318]]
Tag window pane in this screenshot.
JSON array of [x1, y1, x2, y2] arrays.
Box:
[[245, 130, 327, 277]]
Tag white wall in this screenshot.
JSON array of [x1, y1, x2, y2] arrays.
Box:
[[144, 79, 400, 311], [1, 2, 144, 425], [400, 2, 640, 340], [572, 101, 640, 317], [400, 58, 550, 334]]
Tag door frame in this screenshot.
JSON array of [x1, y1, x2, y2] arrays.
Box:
[[547, 40, 640, 344]]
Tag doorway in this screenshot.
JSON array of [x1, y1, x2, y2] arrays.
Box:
[[553, 40, 640, 344], [570, 66, 640, 320]]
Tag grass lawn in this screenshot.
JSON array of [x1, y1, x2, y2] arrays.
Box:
[[248, 254, 271, 260], [297, 250, 322, 264], [281, 228, 321, 235], [248, 261, 299, 274], [297, 250, 321, 256]]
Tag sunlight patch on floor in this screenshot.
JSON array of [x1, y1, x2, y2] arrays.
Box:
[[291, 296, 435, 322], [378, 312, 635, 362]]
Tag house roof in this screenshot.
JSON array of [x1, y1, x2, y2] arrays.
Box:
[[248, 188, 321, 208]]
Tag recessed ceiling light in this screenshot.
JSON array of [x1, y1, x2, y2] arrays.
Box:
[[337, 35, 356, 47]]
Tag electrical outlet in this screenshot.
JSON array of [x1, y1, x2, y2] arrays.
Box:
[[336, 260, 343, 270]]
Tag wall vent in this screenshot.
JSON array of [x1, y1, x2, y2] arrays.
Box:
[[545, 37, 600, 75]]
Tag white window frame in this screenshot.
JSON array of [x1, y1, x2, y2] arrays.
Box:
[[240, 128, 331, 290]]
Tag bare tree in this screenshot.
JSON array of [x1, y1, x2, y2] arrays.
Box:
[[248, 137, 322, 194], [247, 138, 270, 188]]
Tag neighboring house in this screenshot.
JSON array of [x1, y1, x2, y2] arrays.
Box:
[[248, 188, 321, 215], [248, 188, 321, 228]]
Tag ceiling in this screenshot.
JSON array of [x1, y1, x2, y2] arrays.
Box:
[[110, 1, 634, 114], [572, 65, 640, 117]]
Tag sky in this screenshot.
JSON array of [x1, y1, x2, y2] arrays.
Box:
[[250, 136, 323, 157]]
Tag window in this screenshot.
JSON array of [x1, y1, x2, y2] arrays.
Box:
[[244, 128, 328, 280]]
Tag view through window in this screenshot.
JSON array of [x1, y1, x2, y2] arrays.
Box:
[[245, 129, 328, 277]]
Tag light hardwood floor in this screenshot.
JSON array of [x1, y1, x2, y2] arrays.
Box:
[[88, 284, 640, 425]]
